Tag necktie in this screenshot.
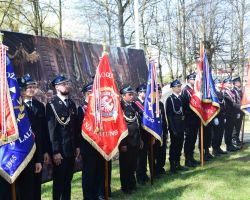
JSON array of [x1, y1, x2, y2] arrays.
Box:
[[26, 100, 32, 107], [64, 99, 69, 107]]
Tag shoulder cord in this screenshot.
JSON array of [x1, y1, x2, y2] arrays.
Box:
[[50, 103, 71, 126], [123, 101, 138, 122], [170, 95, 183, 115]]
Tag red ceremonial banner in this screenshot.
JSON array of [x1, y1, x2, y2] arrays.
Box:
[[241, 61, 250, 114], [81, 54, 128, 161], [0, 43, 19, 145], [190, 45, 220, 126]]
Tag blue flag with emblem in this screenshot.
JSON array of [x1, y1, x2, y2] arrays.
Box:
[[0, 56, 35, 183], [142, 61, 162, 143]]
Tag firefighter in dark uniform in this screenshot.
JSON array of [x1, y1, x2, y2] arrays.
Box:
[[232, 76, 244, 146], [78, 82, 110, 200], [153, 85, 168, 176], [181, 73, 200, 167], [46, 74, 80, 200], [134, 83, 149, 184], [166, 80, 187, 173], [212, 78, 227, 156], [16, 74, 44, 200], [223, 77, 240, 152], [119, 85, 142, 194]]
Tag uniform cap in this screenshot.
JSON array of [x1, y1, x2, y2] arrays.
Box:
[[170, 80, 182, 88]]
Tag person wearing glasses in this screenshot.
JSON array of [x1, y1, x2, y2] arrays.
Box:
[[16, 74, 50, 200]]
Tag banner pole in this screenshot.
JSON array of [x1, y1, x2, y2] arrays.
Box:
[[104, 161, 109, 200], [11, 182, 16, 200], [149, 135, 154, 185], [240, 114, 245, 150], [200, 122, 204, 167]]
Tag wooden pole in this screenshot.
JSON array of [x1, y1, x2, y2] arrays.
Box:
[[240, 114, 245, 150], [149, 135, 154, 185], [11, 182, 16, 200], [200, 122, 204, 167], [104, 161, 109, 200]]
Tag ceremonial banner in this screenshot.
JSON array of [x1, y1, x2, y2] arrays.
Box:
[[0, 56, 35, 183], [142, 61, 162, 143], [81, 54, 128, 161], [241, 60, 250, 114], [190, 46, 220, 126], [0, 44, 19, 145]]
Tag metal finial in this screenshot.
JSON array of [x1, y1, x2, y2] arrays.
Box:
[[102, 33, 108, 56]]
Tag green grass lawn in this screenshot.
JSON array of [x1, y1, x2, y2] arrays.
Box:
[[42, 143, 250, 200]]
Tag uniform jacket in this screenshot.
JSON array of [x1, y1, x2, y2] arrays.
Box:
[[166, 94, 185, 134], [120, 100, 141, 148], [46, 95, 79, 158], [77, 101, 99, 156], [181, 84, 199, 126], [223, 87, 240, 117], [25, 98, 48, 163]]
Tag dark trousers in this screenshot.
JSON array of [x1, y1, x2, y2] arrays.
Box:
[[154, 132, 167, 174], [52, 157, 75, 200], [34, 171, 42, 200], [212, 115, 225, 149], [82, 153, 106, 200], [184, 122, 199, 160], [16, 159, 35, 200], [225, 116, 235, 146], [169, 130, 184, 162], [136, 131, 149, 181], [232, 114, 243, 140], [204, 123, 212, 150], [0, 176, 11, 200], [119, 146, 138, 191]]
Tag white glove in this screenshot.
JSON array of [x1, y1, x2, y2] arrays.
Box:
[[214, 118, 219, 125], [236, 113, 240, 119], [224, 119, 226, 123]]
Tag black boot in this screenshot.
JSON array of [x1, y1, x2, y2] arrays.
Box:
[[169, 161, 177, 174], [176, 161, 189, 171], [212, 148, 221, 157], [204, 148, 214, 160]]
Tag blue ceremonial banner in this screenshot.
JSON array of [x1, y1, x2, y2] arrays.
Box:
[[142, 61, 162, 143], [0, 56, 35, 183]]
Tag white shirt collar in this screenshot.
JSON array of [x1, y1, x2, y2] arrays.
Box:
[[173, 92, 180, 98], [138, 96, 144, 103], [57, 93, 68, 104], [24, 98, 32, 103], [187, 83, 193, 90]]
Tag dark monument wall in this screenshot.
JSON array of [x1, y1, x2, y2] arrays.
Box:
[[3, 31, 148, 105], [2, 31, 148, 182]]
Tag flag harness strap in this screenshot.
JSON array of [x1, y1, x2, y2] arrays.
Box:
[[170, 96, 183, 115], [233, 88, 241, 102], [123, 114, 137, 123], [50, 103, 71, 126]]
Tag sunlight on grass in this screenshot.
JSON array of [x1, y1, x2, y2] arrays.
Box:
[[42, 143, 250, 200]]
